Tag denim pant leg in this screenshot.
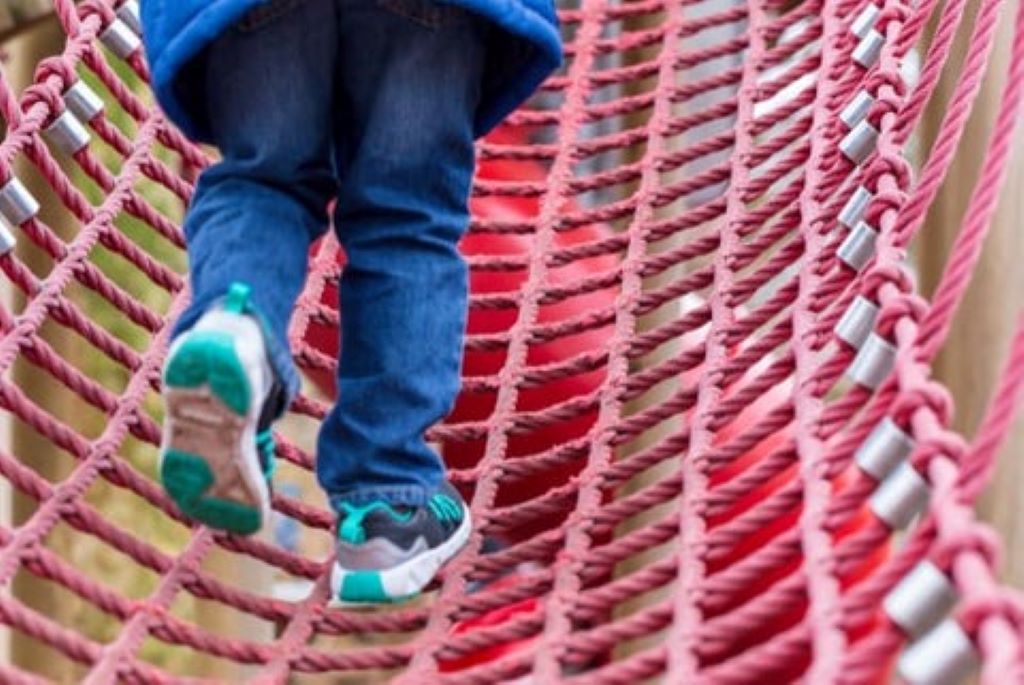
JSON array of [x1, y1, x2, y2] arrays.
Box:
[[173, 0, 338, 403], [316, 0, 488, 508]]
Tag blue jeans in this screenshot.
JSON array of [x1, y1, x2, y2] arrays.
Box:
[[173, 0, 487, 507]]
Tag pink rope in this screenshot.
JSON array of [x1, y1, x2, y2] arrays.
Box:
[[0, 0, 1021, 681]]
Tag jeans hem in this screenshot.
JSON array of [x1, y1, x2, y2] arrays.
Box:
[[261, 324, 301, 408], [329, 484, 444, 509]]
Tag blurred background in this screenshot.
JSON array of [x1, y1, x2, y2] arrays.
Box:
[[0, 0, 1022, 681]]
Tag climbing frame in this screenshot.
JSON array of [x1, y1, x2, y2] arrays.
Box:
[[0, 0, 1023, 682]]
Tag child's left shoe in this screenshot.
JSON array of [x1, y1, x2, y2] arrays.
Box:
[[160, 282, 279, 536], [330, 481, 472, 605]]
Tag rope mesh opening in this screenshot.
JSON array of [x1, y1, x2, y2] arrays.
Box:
[[0, 0, 1022, 682]]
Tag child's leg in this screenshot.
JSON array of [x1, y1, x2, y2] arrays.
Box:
[[322, 0, 487, 601], [162, 0, 338, 534], [319, 0, 486, 507], [175, 0, 338, 387]]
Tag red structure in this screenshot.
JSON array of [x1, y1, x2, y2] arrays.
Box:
[[0, 0, 1022, 682]]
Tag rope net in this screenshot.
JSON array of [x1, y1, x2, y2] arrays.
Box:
[[0, 0, 1023, 682]]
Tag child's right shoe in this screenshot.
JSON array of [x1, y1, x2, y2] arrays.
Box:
[[330, 481, 472, 605], [160, 282, 278, 536]]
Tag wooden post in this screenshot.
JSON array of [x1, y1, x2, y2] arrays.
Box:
[[0, 0, 53, 45], [5, 16, 80, 681], [918, 3, 1024, 586]]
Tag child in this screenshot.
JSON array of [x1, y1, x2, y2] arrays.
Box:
[[141, 0, 560, 603]]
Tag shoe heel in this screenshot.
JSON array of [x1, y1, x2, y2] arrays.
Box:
[[164, 331, 251, 415], [161, 329, 265, 535], [161, 449, 263, 535]]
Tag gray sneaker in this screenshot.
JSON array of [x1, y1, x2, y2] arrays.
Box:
[[160, 282, 283, 536], [329, 482, 472, 605]]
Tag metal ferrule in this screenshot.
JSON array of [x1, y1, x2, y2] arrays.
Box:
[[851, 4, 880, 39], [116, 0, 142, 35], [838, 220, 878, 271], [840, 91, 875, 129], [855, 417, 914, 481], [854, 29, 885, 69], [898, 620, 979, 685], [847, 332, 896, 389], [870, 460, 929, 529], [840, 120, 880, 165], [63, 81, 105, 122], [100, 18, 142, 60], [43, 110, 91, 155], [836, 295, 880, 349], [901, 55, 920, 89], [0, 177, 40, 226], [0, 218, 16, 255], [839, 185, 874, 229], [884, 561, 958, 639]]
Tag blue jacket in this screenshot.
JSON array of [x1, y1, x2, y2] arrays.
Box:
[[140, 0, 561, 142]]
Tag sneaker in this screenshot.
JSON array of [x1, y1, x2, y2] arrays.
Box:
[[330, 482, 472, 605], [160, 282, 279, 536]]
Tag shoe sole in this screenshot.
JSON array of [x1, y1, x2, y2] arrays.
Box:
[[330, 505, 473, 606], [160, 331, 269, 536]]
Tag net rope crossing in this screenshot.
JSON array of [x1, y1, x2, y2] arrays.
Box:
[[0, 0, 1023, 682]]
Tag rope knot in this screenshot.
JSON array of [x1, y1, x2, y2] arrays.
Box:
[[911, 428, 968, 472], [959, 592, 1024, 637], [876, 5, 911, 33], [79, 0, 118, 24], [934, 517, 1002, 575], [867, 71, 910, 99], [21, 83, 64, 122], [892, 379, 955, 427], [867, 154, 914, 193], [876, 292, 928, 336], [863, 262, 914, 300]]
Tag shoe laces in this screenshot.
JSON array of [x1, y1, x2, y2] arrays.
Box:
[[427, 493, 463, 523], [337, 502, 412, 544]]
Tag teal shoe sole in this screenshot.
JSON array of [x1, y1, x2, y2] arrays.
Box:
[[334, 573, 418, 608], [164, 331, 250, 413], [161, 450, 262, 535], [160, 331, 264, 536]]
